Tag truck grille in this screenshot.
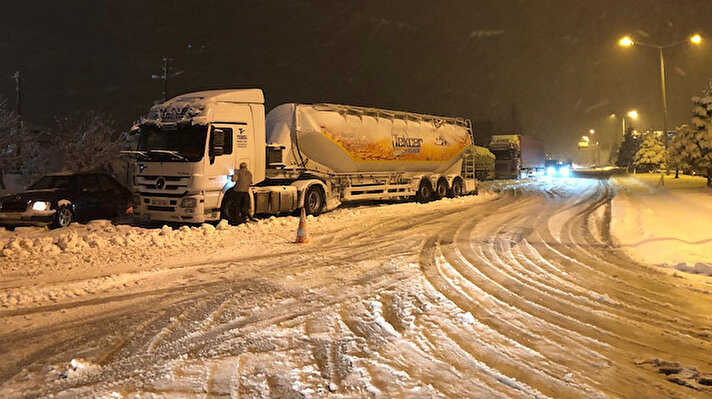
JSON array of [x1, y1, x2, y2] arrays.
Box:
[[0, 201, 28, 212], [136, 175, 190, 196]]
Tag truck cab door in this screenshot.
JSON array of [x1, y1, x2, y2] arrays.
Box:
[[209, 125, 235, 173]]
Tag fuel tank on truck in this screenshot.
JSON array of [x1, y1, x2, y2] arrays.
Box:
[[265, 103, 472, 174]]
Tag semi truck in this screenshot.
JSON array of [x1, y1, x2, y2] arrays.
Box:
[[125, 89, 477, 224], [488, 134, 544, 179]]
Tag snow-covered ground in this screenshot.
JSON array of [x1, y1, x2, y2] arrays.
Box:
[[611, 174, 712, 277], [2, 178, 712, 398]]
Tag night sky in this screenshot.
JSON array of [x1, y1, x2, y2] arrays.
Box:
[[2, 0, 712, 158]]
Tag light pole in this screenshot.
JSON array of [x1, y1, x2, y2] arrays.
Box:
[[619, 34, 702, 182]]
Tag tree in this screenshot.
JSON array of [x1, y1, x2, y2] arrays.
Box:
[[615, 127, 639, 171], [634, 132, 666, 172], [0, 98, 46, 177], [687, 85, 712, 187], [668, 124, 695, 178], [50, 111, 127, 173], [668, 84, 712, 187], [1, 101, 129, 187]]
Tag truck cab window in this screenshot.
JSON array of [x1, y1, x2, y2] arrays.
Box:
[[210, 127, 233, 158]]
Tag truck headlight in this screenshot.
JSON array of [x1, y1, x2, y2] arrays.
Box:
[[180, 197, 197, 208], [32, 201, 50, 211]]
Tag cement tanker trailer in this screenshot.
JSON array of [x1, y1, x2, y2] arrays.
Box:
[[127, 89, 477, 224]]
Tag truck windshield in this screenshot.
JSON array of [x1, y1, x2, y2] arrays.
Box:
[[137, 125, 207, 162], [492, 151, 512, 160]]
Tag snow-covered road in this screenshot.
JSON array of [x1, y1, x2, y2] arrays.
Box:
[[2, 177, 712, 398]]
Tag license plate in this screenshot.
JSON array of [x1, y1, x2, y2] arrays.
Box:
[[152, 199, 170, 206]]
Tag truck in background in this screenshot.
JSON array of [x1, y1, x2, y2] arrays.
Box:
[[124, 89, 478, 224], [487, 134, 544, 179]]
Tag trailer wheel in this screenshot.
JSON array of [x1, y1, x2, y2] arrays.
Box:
[[435, 179, 448, 199], [415, 179, 433, 203], [450, 179, 464, 197], [304, 185, 325, 216]]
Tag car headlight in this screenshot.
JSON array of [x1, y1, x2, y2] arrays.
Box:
[[547, 167, 556, 176], [559, 166, 571, 177], [32, 201, 50, 211], [180, 197, 197, 208]]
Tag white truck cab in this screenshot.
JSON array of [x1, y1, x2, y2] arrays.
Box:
[[129, 89, 265, 223]]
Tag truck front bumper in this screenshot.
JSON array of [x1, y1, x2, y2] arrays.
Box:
[[133, 195, 214, 224]]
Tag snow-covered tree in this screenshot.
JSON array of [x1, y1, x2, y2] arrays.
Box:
[[686, 84, 712, 186], [50, 111, 127, 173], [668, 124, 695, 178], [0, 99, 46, 177], [615, 127, 639, 171], [634, 132, 665, 172], [1, 101, 128, 182]]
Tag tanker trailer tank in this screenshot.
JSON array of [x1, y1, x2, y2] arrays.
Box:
[[265, 103, 478, 205], [266, 103, 472, 174]]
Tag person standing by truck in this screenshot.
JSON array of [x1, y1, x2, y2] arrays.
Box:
[[230, 162, 253, 224]]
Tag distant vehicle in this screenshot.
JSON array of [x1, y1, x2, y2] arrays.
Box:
[[488, 134, 545, 179], [0, 172, 132, 228], [545, 159, 573, 177], [125, 89, 478, 224]]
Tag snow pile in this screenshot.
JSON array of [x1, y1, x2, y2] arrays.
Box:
[[611, 174, 712, 276], [0, 192, 498, 310]]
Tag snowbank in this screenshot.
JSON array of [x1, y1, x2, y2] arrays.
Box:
[[611, 174, 712, 276], [0, 192, 498, 309]]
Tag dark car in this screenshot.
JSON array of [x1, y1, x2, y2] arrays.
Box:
[[0, 172, 132, 228]]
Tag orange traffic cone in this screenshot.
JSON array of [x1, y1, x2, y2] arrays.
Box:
[[294, 207, 309, 244]]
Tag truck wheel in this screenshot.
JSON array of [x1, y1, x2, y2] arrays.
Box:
[[435, 179, 448, 199], [450, 179, 464, 197], [415, 180, 433, 203], [304, 186, 325, 216], [52, 205, 73, 229]]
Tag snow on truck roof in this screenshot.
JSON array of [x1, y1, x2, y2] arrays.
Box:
[[293, 103, 471, 128], [169, 89, 265, 104]]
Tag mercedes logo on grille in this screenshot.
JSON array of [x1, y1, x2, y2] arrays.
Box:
[[155, 177, 166, 190]]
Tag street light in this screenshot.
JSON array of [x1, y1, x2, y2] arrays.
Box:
[[619, 36, 634, 47], [627, 110, 638, 120], [589, 129, 595, 135], [618, 34, 702, 143]]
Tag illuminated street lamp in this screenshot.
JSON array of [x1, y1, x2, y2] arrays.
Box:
[[627, 110, 638, 120], [589, 129, 595, 135], [619, 36, 634, 47], [618, 34, 702, 146]]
